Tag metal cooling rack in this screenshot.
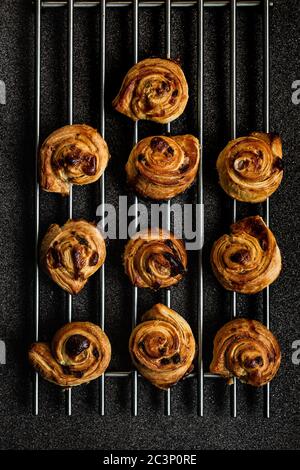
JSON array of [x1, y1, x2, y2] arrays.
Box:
[[33, 0, 273, 418]]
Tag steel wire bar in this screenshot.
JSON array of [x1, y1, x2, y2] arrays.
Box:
[[99, 0, 106, 416], [230, 0, 237, 418], [41, 1, 273, 9], [131, 0, 139, 417], [197, 0, 204, 417], [33, 0, 273, 417], [263, 0, 270, 418], [33, 0, 41, 417], [164, 0, 171, 417], [66, 0, 74, 416]]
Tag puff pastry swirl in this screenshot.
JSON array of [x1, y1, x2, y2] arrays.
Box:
[[29, 322, 111, 387], [40, 219, 106, 294], [129, 303, 196, 389], [217, 132, 283, 203], [210, 216, 281, 294], [210, 318, 281, 387], [124, 228, 187, 289], [112, 58, 188, 124], [126, 135, 200, 200], [40, 124, 109, 195]]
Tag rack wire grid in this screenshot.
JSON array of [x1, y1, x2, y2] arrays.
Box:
[[33, 0, 274, 418]]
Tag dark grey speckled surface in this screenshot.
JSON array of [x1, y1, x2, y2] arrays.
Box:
[[0, 0, 299, 450]]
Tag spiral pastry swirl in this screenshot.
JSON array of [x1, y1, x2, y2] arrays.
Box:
[[129, 303, 196, 389], [217, 132, 283, 203], [40, 219, 106, 294], [126, 135, 200, 200], [124, 228, 187, 289], [29, 322, 111, 387], [40, 124, 110, 195], [210, 318, 281, 387], [210, 216, 281, 294], [112, 58, 188, 124]]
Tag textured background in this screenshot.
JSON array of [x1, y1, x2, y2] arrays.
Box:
[[0, 0, 299, 450]]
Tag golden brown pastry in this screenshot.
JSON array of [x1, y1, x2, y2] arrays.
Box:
[[29, 322, 111, 387], [123, 228, 187, 289], [210, 216, 281, 294], [126, 135, 200, 200], [217, 132, 283, 203], [112, 58, 188, 124], [129, 303, 196, 389], [40, 124, 109, 195], [40, 219, 106, 294], [210, 318, 281, 387]]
